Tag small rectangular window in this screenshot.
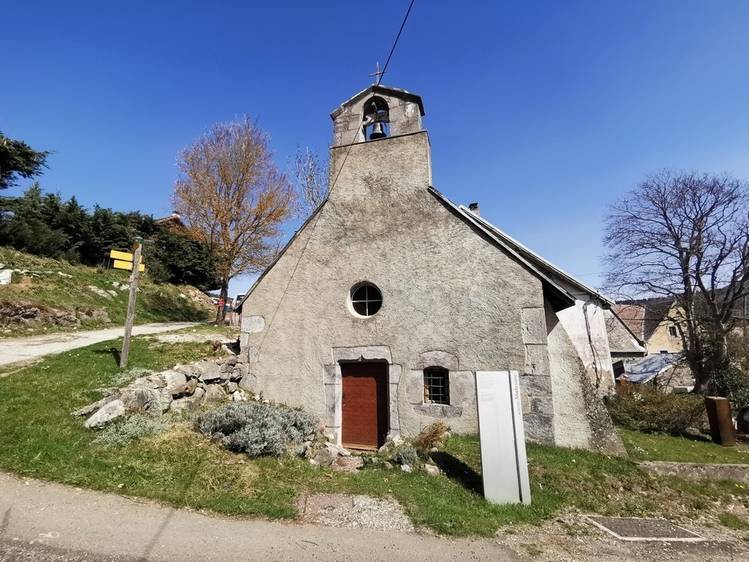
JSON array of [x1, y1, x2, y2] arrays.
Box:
[[668, 325, 678, 338], [424, 367, 450, 405]]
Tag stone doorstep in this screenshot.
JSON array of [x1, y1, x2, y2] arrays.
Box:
[[638, 461, 749, 483]]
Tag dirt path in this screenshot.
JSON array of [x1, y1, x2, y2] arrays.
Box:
[[0, 322, 200, 367], [0, 472, 521, 561], [1, 472, 745, 562]]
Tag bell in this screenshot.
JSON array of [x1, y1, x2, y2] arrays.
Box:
[[369, 121, 387, 140]]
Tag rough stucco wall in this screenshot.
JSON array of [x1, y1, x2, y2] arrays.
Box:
[[546, 299, 626, 454], [556, 294, 616, 395], [545, 299, 593, 449], [240, 131, 552, 442]]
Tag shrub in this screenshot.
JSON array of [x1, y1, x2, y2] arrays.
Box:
[[194, 402, 318, 458], [413, 421, 450, 453], [607, 385, 706, 435], [392, 445, 420, 466], [707, 364, 749, 411], [93, 415, 168, 447]]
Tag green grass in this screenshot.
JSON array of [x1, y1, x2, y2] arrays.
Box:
[[619, 427, 749, 464], [0, 340, 746, 537], [0, 247, 211, 336], [719, 511, 748, 530]]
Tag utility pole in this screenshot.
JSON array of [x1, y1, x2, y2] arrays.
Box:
[[119, 237, 143, 368]]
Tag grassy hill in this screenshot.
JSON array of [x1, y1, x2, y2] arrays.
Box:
[[0, 247, 213, 337]]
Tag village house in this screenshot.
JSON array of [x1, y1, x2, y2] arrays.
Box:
[[235, 85, 622, 454], [608, 293, 748, 390]]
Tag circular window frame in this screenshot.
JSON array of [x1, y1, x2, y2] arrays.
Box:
[[348, 281, 383, 318]]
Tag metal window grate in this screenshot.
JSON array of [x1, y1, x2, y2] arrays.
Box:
[[351, 283, 383, 317], [424, 367, 450, 405]]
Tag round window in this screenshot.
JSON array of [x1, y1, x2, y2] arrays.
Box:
[[350, 282, 382, 317]]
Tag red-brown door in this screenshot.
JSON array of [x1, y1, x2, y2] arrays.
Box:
[[341, 362, 389, 450]]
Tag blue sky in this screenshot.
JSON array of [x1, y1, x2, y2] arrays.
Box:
[[2, 1, 747, 296]]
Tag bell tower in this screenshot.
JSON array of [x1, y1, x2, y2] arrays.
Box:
[[330, 85, 425, 147]]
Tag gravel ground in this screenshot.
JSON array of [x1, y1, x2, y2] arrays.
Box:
[[148, 333, 228, 344], [499, 512, 748, 561], [298, 494, 415, 532]]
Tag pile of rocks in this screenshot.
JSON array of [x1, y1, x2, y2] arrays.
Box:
[[304, 442, 365, 473], [74, 355, 255, 429], [0, 302, 110, 330]]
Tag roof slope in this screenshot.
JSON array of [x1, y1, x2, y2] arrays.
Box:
[[612, 303, 646, 341], [605, 309, 646, 355], [623, 352, 683, 383], [330, 84, 425, 119], [237, 187, 611, 313], [618, 297, 673, 341], [453, 201, 613, 307]]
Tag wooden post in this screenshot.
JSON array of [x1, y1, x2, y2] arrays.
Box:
[[119, 238, 143, 368], [705, 396, 736, 447]]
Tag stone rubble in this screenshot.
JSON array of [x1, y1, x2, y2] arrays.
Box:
[[74, 355, 254, 428], [75, 356, 431, 476], [0, 302, 110, 330]]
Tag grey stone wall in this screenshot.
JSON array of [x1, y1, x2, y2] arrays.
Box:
[[519, 306, 555, 443], [240, 130, 553, 443]]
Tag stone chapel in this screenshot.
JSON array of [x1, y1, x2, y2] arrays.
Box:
[[235, 84, 623, 454]]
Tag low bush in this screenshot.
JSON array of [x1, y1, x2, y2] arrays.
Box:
[[707, 364, 749, 411], [194, 402, 318, 457], [413, 421, 450, 453], [392, 445, 420, 466], [93, 415, 168, 447], [607, 384, 706, 435]]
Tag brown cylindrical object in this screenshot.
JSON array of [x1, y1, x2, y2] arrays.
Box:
[[705, 396, 736, 447]]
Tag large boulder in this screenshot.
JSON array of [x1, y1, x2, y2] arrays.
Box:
[[163, 370, 187, 391], [84, 400, 125, 429], [121, 387, 163, 416], [72, 394, 118, 417], [174, 364, 200, 379], [170, 387, 206, 413], [130, 374, 165, 389], [196, 361, 228, 383], [237, 373, 257, 393], [157, 387, 173, 412], [203, 384, 227, 404]]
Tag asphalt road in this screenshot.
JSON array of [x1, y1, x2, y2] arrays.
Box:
[[0, 472, 521, 562], [0, 323, 200, 367]]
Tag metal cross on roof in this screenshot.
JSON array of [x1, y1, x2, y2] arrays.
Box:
[[369, 62, 383, 85]]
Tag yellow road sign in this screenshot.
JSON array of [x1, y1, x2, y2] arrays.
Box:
[[110, 249, 135, 261], [113, 259, 145, 272]]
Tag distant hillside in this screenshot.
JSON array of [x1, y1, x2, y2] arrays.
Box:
[[0, 247, 213, 337]]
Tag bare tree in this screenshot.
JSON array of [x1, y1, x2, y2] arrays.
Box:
[[604, 170, 748, 391], [292, 146, 329, 216], [174, 117, 294, 322]]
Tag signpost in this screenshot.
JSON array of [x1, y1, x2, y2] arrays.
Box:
[[116, 239, 143, 368], [475, 370, 531, 505], [110, 249, 145, 272]]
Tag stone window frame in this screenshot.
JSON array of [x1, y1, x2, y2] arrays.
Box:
[[423, 366, 450, 405], [323, 346, 401, 447], [410, 350, 464, 418]]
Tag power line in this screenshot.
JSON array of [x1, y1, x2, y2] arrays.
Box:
[[255, 3, 418, 361], [376, 0, 416, 86]]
